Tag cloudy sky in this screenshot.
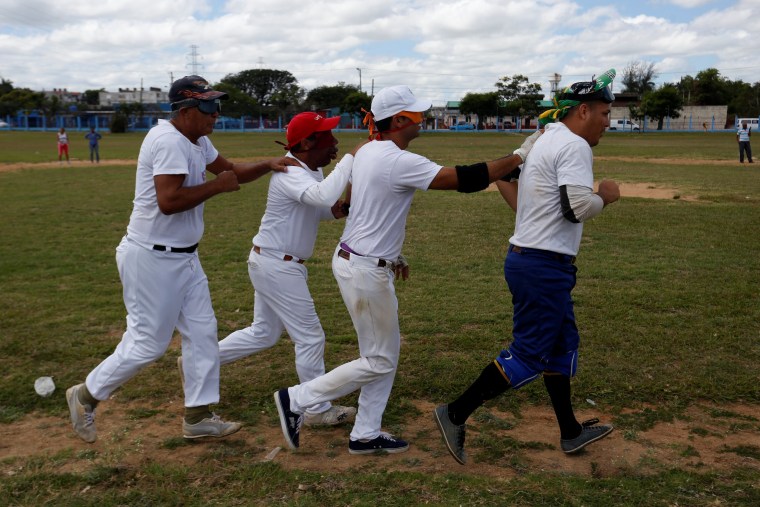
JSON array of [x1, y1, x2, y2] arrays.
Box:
[[1, 0, 758, 106]]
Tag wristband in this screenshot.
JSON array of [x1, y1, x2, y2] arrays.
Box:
[[455, 162, 489, 193]]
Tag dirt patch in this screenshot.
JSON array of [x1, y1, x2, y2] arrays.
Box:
[[595, 156, 737, 166], [0, 159, 137, 172], [487, 181, 696, 201], [2, 398, 757, 479]]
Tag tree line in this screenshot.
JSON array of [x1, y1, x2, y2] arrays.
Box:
[[2, 63, 758, 131], [0, 70, 372, 130], [459, 62, 760, 130]]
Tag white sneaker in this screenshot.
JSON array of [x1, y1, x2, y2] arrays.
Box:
[[304, 405, 357, 427], [66, 384, 97, 443], [183, 413, 242, 439]]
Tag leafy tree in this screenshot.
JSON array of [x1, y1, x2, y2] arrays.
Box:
[[304, 83, 359, 111], [693, 68, 730, 106], [270, 87, 302, 118], [40, 94, 63, 120], [459, 92, 499, 129], [495, 74, 543, 124], [82, 89, 104, 107], [342, 91, 371, 115], [640, 84, 684, 130], [220, 69, 304, 118], [0, 78, 13, 97], [0, 88, 44, 117], [621, 61, 658, 97], [213, 81, 258, 118], [676, 75, 697, 106]]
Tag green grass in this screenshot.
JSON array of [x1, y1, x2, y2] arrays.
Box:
[[1, 131, 759, 505]]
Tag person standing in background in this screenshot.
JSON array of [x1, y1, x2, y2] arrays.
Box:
[[84, 127, 103, 163], [737, 121, 753, 164], [57, 127, 70, 165]]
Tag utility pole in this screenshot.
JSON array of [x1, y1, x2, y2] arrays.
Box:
[[356, 68, 362, 92], [186, 45, 203, 75], [549, 73, 562, 99]]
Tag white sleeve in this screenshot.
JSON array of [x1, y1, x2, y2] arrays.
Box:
[[565, 184, 604, 222], [300, 154, 353, 207]]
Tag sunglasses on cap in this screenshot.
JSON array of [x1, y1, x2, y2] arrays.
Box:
[[171, 98, 222, 115], [560, 83, 615, 104]]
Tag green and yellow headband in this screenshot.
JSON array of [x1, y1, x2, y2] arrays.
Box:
[[539, 68, 616, 126]]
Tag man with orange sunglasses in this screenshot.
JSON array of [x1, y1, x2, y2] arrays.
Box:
[[275, 85, 540, 455]]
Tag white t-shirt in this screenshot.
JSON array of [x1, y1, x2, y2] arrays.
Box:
[[509, 121, 594, 256], [341, 140, 442, 260], [738, 126, 751, 142], [126, 119, 219, 248], [57, 132, 68, 144], [253, 152, 350, 260]]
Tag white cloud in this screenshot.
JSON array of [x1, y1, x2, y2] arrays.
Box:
[[1, 0, 759, 104]]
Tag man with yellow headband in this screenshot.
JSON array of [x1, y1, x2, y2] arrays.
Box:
[[435, 70, 620, 465], [275, 85, 540, 455]]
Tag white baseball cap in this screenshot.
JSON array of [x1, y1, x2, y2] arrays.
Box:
[[371, 85, 431, 121]]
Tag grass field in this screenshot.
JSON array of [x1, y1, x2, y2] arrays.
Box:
[[1, 130, 759, 506]]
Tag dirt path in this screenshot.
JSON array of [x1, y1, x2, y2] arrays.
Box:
[[1, 398, 757, 479], [0, 159, 137, 172]]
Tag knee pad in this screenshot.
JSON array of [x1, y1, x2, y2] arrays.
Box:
[[544, 349, 578, 378], [495, 349, 540, 389]]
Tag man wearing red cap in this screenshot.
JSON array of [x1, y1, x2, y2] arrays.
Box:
[[275, 85, 540, 455], [195, 112, 362, 427], [66, 75, 296, 443]]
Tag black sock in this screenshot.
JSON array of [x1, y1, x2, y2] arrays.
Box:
[[77, 384, 99, 408], [543, 373, 582, 439], [447, 361, 510, 425], [184, 405, 213, 424]]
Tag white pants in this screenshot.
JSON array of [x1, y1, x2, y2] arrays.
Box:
[[86, 236, 220, 407], [218, 247, 331, 414], [289, 245, 400, 440]]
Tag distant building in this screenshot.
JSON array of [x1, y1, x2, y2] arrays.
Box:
[[42, 88, 82, 103], [98, 87, 168, 107]]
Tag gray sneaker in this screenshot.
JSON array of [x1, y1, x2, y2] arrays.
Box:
[[304, 405, 357, 427], [561, 418, 614, 454], [177, 356, 185, 390], [183, 413, 242, 439], [66, 384, 97, 443], [433, 404, 466, 465]]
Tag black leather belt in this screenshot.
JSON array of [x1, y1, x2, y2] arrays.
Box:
[[153, 243, 198, 253], [253, 245, 305, 264], [338, 248, 391, 268], [510, 245, 575, 265]]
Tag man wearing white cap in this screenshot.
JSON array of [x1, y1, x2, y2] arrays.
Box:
[[183, 112, 361, 427], [274, 85, 540, 454]]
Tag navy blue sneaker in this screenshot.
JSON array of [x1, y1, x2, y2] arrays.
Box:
[[561, 418, 613, 454], [434, 404, 466, 464], [348, 432, 409, 455], [274, 389, 302, 450]]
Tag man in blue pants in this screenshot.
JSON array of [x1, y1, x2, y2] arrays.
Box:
[[434, 70, 621, 464]]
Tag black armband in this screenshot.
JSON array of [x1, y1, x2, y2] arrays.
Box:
[[559, 185, 580, 223], [455, 162, 490, 193], [499, 167, 521, 182]]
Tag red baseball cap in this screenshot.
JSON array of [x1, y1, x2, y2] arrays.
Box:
[[285, 112, 341, 150]]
